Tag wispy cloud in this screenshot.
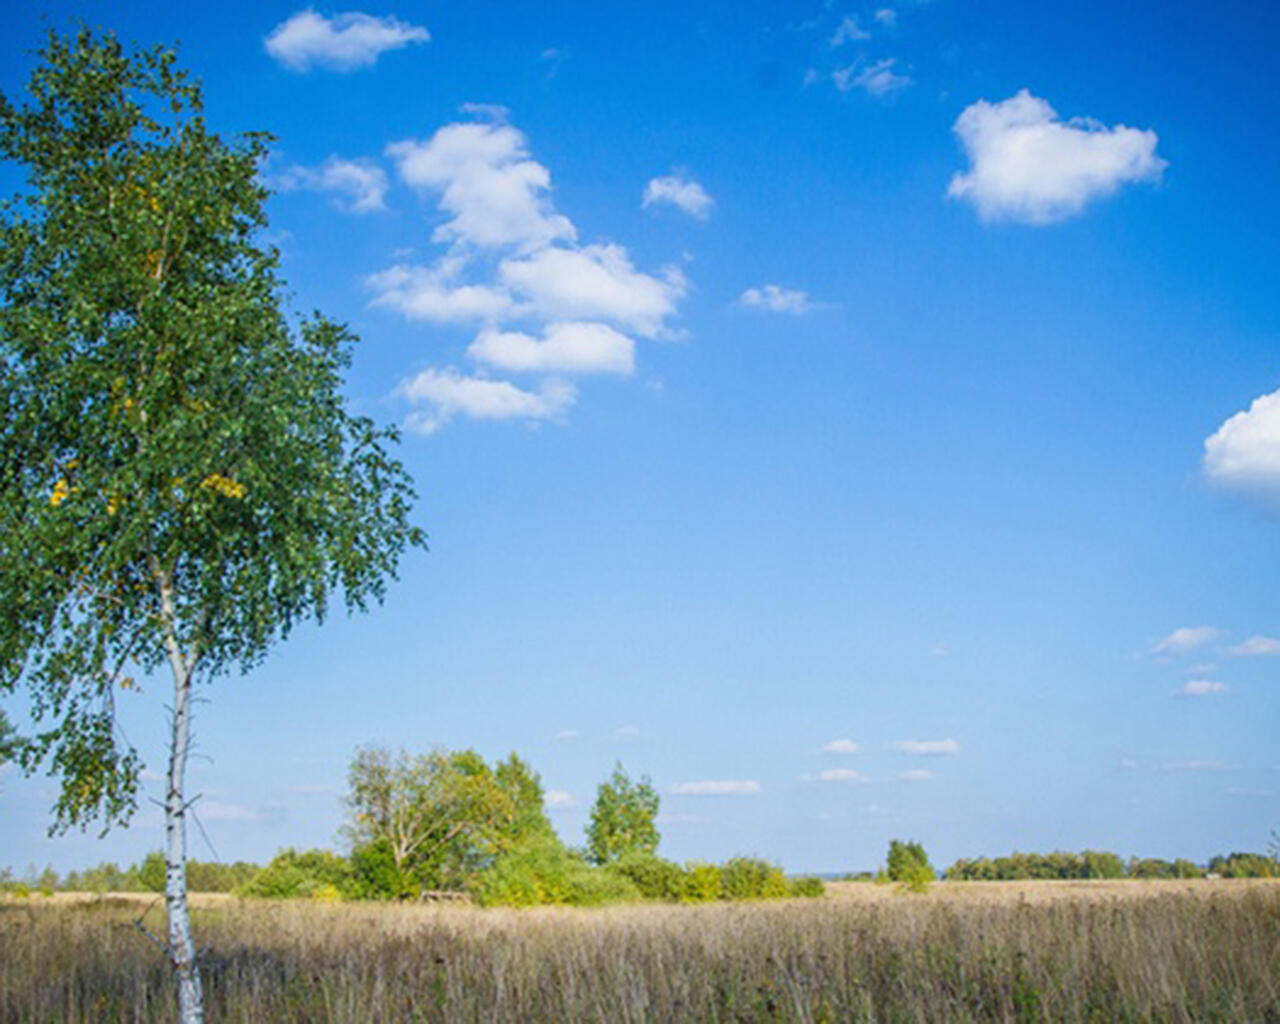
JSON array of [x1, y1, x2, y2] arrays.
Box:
[[398, 369, 575, 435], [554, 729, 580, 741], [544, 789, 576, 809], [265, 10, 429, 72], [1175, 680, 1229, 698], [948, 90, 1166, 225], [812, 768, 869, 783], [890, 738, 960, 756], [834, 58, 912, 97], [738, 284, 820, 314], [899, 768, 934, 781], [821, 738, 861, 754], [830, 15, 870, 46], [273, 156, 389, 213], [1152, 626, 1221, 656], [1227, 635, 1280, 657], [670, 779, 761, 796], [643, 174, 714, 219]]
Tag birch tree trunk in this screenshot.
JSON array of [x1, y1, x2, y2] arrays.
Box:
[[160, 574, 204, 1024]]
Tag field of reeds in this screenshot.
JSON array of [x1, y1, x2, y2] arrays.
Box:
[[2, 879, 1278, 1022]]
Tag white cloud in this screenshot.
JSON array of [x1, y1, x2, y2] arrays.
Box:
[[948, 90, 1166, 225], [643, 174, 714, 219], [1227, 634, 1280, 657], [670, 780, 761, 796], [1204, 388, 1280, 505], [1177, 760, 1235, 772], [899, 769, 934, 781], [499, 244, 685, 338], [366, 259, 515, 323], [554, 729, 580, 741], [821, 738, 861, 754], [388, 122, 576, 250], [265, 10, 429, 72], [834, 58, 912, 96], [1177, 680, 1229, 697], [831, 15, 871, 45], [816, 768, 869, 783], [275, 157, 389, 213], [196, 800, 265, 822], [615, 724, 642, 737], [891, 738, 960, 756], [738, 284, 817, 314], [929, 643, 950, 658], [1152, 626, 1221, 656], [469, 321, 635, 376], [874, 9, 898, 27], [398, 368, 575, 434], [544, 789, 576, 809]]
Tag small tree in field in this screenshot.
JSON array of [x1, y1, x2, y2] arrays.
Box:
[[0, 30, 422, 1023], [886, 838, 934, 893], [586, 763, 660, 864]]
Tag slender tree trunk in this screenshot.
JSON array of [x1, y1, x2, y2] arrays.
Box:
[[159, 573, 204, 1024]]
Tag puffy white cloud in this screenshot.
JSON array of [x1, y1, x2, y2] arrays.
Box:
[[831, 15, 871, 45], [948, 90, 1166, 224], [398, 368, 575, 434], [821, 738, 861, 754], [900, 769, 934, 781], [388, 122, 575, 250], [1177, 680, 1229, 697], [275, 157, 389, 212], [366, 258, 515, 323], [738, 283, 817, 314], [469, 321, 635, 376], [816, 768, 869, 783], [643, 174, 714, 219], [1204, 387, 1280, 505], [265, 10, 429, 72], [1152, 626, 1221, 656], [890, 738, 960, 756], [834, 58, 911, 96], [544, 790, 576, 809], [670, 780, 761, 796], [499, 244, 685, 338], [1227, 634, 1280, 657]]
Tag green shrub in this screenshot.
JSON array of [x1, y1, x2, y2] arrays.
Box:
[[681, 861, 723, 903], [237, 849, 353, 900], [608, 852, 687, 901], [473, 836, 640, 907], [720, 857, 789, 900], [787, 875, 826, 898], [347, 838, 414, 900], [139, 851, 166, 893]]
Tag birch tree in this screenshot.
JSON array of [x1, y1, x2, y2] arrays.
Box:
[[0, 30, 422, 1023]]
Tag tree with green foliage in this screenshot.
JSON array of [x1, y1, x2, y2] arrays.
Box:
[[585, 763, 660, 864], [0, 709, 19, 765], [343, 746, 535, 895], [886, 838, 934, 892], [0, 30, 421, 1022]]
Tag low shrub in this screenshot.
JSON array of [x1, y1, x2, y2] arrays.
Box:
[[473, 836, 640, 907], [681, 862, 723, 903], [237, 849, 353, 900], [720, 857, 789, 901], [608, 852, 686, 901], [787, 875, 825, 898]]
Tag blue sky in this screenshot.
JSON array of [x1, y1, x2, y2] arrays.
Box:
[[4, 0, 1280, 875]]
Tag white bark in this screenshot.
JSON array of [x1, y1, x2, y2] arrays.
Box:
[[159, 572, 204, 1024]]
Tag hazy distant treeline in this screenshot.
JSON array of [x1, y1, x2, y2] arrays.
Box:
[[944, 849, 1278, 881]]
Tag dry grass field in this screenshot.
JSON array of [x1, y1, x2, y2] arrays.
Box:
[[2, 880, 1278, 1022]]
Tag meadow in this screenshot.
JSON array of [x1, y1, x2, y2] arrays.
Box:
[[2, 879, 1278, 1022]]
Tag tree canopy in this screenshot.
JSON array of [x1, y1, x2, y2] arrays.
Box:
[[585, 763, 660, 864], [0, 26, 423, 832]]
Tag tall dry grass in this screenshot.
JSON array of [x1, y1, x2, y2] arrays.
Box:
[[2, 881, 1278, 1022]]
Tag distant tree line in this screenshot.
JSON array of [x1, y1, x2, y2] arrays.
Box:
[[944, 849, 1278, 880], [2, 747, 823, 907]]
